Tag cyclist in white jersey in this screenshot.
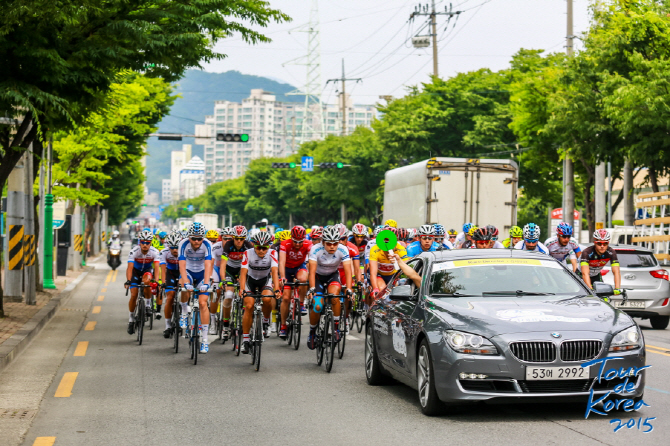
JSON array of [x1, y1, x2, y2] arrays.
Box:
[[544, 222, 581, 271], [207, 231, 224, 334], [306, 226, 352, 350], [124, 230, 160, 335], [514, 223, 549, 254], [177, 223, 213, 354], [239, 231, 280, 354]]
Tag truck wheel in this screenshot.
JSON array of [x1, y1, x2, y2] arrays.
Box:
[[650, 315, 669, 330]]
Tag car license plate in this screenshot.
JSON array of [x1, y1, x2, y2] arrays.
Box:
[[526, 366, 591, 380], [614, 300, 646, 309]]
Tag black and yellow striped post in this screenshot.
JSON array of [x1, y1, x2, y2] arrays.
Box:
[[23, 234, 36, 267], [101, 231, 106, 244], [73, 234, 83, 253], [8, 225, 24, 271]]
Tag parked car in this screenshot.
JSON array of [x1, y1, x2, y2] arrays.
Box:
[[598, 244, 670, 329], [365, 249, 646, 415]]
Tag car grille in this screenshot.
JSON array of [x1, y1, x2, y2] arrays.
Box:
[[460, 380, 517, 393], [560, 340, 602, 362], [519, 379, 593, 393], [509, 342, 556, 363]]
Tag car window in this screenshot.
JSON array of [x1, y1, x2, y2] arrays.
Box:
[[429, 259, 584, 297], [615, 251, 657, 268], [394, 259, 421, 298]]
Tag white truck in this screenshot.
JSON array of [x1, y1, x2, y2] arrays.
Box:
[[383, 157, 519, 232], [176, 218, 193, 233], [193, 213, 219, 231]]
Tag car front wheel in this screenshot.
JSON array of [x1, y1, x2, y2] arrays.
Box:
[[417, 339, 444, 416], [365, 322, 387, 385], [650, 315, 669, 330]]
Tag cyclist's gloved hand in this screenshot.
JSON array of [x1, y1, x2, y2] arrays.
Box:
[[308, 287, 316, 296], [613, 289, 622, 295], [372, 288, 380, 298], [184, 283, 194, 291], [124, 280, 131, 289], [198, 283, 210, 292], [346, 289, 353, 298]]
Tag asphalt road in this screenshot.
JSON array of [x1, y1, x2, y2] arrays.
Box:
[[3, 257, 670, 446]]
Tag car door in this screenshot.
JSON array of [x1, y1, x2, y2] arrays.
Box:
[[370, 294, 395, 366], [386, 259, 423, 377]]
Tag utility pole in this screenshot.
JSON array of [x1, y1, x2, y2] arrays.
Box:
[[326, 59, 361, 136], [410, 1, 461, 78], [24, 143, 36, 305], [563, 0, 575, 232], [4, 151, 26, 302], [43, 135, 56, 288]]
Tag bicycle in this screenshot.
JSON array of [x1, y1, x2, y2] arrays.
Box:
[[311, 292, 340, 373], [231, 292, 243, 355], [337, 292, 348, 359], [170, 284, 182, 353], [185, 289, 202, 365], [348, 282, 365, 334], [285, 281, 308, 350], [126, 282, 148, 346], [245, 292, 265, 372]]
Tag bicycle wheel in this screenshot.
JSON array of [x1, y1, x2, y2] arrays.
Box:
[[356, 308, 363, 333], [250, 312, 257, 365], [324, 312, 335, 373], [193, 310, 199, 365], [286, 305, 294, 346], [149, 297, 154, 331], [294, 309, 301, 351], [138, 300, 145, 345], [254, 311, 263, 372], [173, 303, 180, 353], [338, 313, 346, 359], [315, 318, 324, 366], [217, 298, 225, 341]]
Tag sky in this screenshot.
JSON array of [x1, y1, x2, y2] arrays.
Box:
[[203, 0, 592, 106]]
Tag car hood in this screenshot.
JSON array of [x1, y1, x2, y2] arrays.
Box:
[[424, 295, 634, 337]]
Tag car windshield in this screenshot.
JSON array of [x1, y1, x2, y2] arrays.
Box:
[[429, 258, 585, 297], [615, 251, 657, 268]]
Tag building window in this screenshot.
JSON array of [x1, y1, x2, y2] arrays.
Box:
[[243, 107, 252, 113], [216, 115, 225, 121]]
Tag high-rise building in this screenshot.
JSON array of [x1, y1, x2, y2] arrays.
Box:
[[198, 89, 376, 185], [161, 179, 172, 204], [180, 156, 206, 200], [170, 144, 192, 202]]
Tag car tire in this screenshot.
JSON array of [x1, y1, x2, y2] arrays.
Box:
[[365, 322, 388, 385], [417, 339, 445, 416], [650, 315, 669, 330]]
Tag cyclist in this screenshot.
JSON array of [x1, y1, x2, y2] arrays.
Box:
[[177, 222, 214, 354], [545, 222, 582, 271], [124, 229, 160, 335], [502, 226, 523, 248], [160, 232, 182, 338], [396, 228, 408, 248], [433, 224, 454, 249], [459, 225, 478, 249], [348, 223, 369, 257], [306, 226, 353, 349], [278, 225, 312, 337], [205, 229, 219, 244], [310, 226, 323, 245], [221, 227, 234, 244], [514, 223, 548, 253], [369, 228, 409, 298], [239, 231, 280, 354], [486, 225, 504, 248], [384, 219, 397, 228], [472, 227, 493, 248], [407, 228, 419, 243], [454, 223, 474, 247], [152, 231, 167, 251], [406, 224, 440, 257], [447, 229, 458, 247], [580, 229, 621, 291], [219, 225, 253, 341]]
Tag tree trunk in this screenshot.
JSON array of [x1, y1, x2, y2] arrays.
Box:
[[0, 179, 4, 317], [649, 167, 659, 193], [84, 205, 98, 256]]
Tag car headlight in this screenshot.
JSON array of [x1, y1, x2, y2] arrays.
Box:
[[609, 326, 642, 352], [444, 330, 498, 355]]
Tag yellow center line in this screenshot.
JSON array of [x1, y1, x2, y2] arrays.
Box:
[[647, 349, 670, 357], [105, 270, 112, 282], [646, 343, 670, 351], [101, 288, 107, 293], [54, 372, 78, 397], [97, 295, 104, 302], [112, 270, 118, 282], [33, 438, 56, 446], [73, 341, 88, 357], [92, 306, 101, 314], [84, 321, 96, 331]]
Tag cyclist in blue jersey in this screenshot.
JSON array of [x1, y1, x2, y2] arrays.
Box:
[[124, 229, 160, 335], [177, 222, 214, 354], [514, 223, 549, 253], [406, 225, 442, 257], [433, 224, 454, 249]]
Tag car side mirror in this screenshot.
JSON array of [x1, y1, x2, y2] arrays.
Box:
[[593, 282, 614, 297], [390, 284, 413, 301]]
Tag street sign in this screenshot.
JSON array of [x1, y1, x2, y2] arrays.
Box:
[[301, 156, 314, 172], [187, 204, 194, 212], [53, 200, 66, 229]]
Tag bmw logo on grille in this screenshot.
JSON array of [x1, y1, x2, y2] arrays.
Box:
[[551, 332, 561, 339]]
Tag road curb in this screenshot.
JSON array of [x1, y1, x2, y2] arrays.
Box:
[[0, 266, 94, 373]]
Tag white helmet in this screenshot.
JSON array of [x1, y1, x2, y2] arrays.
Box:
[[322, 226, 341, 242], [523, 223, 541, 242], [137, 230, 154, 242], [112, 230, 119, 238], [252, 231, 273, 246], [418, 225, 435, 237]]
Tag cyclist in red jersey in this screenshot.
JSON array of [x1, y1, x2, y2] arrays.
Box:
[[278, 226, 313, 338], [348, 223, 368, 257]]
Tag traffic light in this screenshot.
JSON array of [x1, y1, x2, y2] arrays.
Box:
[[272, 162, 296, 169], [216, 133, 249, 142], [318, 162, 346, 169]]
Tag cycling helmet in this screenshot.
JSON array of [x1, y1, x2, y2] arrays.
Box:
[[179, 230, 188, 239], [556, 222, 574, 237], [407, 228, 417, 240], [472, 227, 492, 242], [447, 229, 458, 236], [252, 231, 273, 246], [433, 224, 446, 237], [291, 225, 306, 241], [463, 223, 474, 233], [372, 226, 384, 238], [164, 232, 182, 248], [322, 225, 341, 242], [112, 230, 120, 237], [188, 222, 206, 237], [352, 223, 367, 236], [418, 224, 435, 236], [206, 230, 219, 241], [397, 228, 409, 241], [158, 231, 167, 239], [385, 219, 397, 228], [523, 223, 541, 242], [230, 225, 247, 237], [337, 224, 348, 240], [467, 225, 479, 237], [137, 229, 154, 242], [278, 230, 292, 242], [486, 225, 499, 240], [311, 227, 323, 239], [509, 225, 523, 238], [593, 229, 611, 242]]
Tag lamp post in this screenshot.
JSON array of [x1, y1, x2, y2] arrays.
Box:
[[43, 136, 56, 288]]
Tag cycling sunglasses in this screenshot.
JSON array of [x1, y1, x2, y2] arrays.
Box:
[[168, 246, 179, 250], [420, 236, 432, 241], [525, 240, 539, 244], [324, 241, 339, 247], [255, 245, 269, 251], [233, 236, 246, 241], [139, 241, 151, 245], [594, 241, 609, 246], [190, 237, 203, 242], [475, 240, 489, 245]]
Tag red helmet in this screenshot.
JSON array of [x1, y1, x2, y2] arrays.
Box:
[[232, 225, 247, 238], [311, 227, 323, 239], [397, 228, 408, 241], [291, 225, 306, 241], [352, 223, 366, 236]]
